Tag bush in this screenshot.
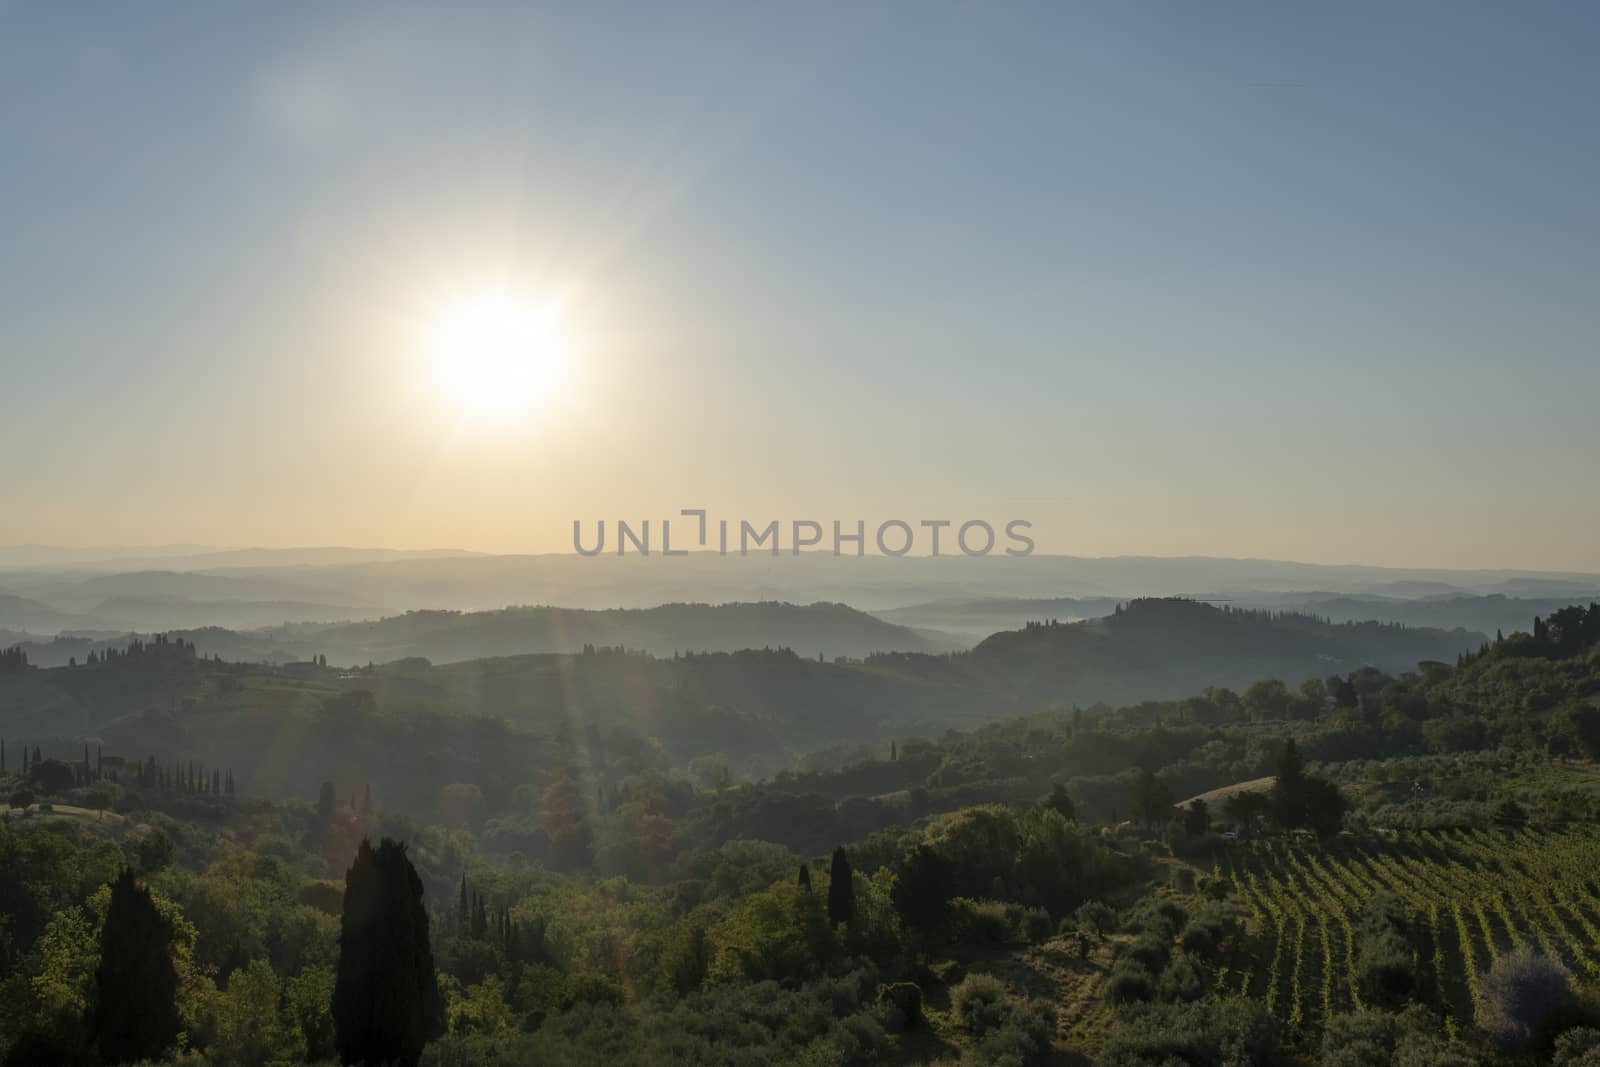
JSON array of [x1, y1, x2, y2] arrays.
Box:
[[1098, 999, 1278, 1066], [1020, 907, 1053, 944], [1104, 960, 1156, 1005], [975, 998, 1056, 1067], [1176, 904, 1239, 961], [1124, 931, 1171, 972], [948, 898, 1012, 945], [1480, 950, 1575, 1054], [1554, 1026, 1600, 1066], [949, 973, 1010, 1036], [1156, 957, 1204, 1003], [1320, 1007, 1486, 1067], [874, 982, 922, 1032], [1074, 900, 1117, 939], [1355, 893, 1417, 1010]]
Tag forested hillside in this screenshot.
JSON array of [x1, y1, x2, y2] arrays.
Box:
[[2, 603, 1599, 1065], [0, 601, 1482, 797]]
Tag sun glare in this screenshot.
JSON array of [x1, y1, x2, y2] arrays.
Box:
[[427, 290, 571, 420]]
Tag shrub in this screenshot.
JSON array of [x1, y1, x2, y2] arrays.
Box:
[[1177, 923, 1214, 958], [874, 982, 922, 1032], [950, 973, 1010, 1036], [1020, 907, 1053, 944], [1124, 931, 1171, 972], [1554, 1026, 1600, 1066], [1098, 999, 1278, 1066], [1104, 960, 1156, 1005], [1355, 893, 1416, 1010], [1480, 950, 1574, 1054], [948, 898, 1012, 945], [1320, 1007, 1486, 1067], [976, 998, 1056, 1067], [1074, 900, 1117, 939], [1156, 957, 1204, 1003]]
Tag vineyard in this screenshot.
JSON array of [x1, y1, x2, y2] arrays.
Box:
[[1219, 825, 1600, 1043]]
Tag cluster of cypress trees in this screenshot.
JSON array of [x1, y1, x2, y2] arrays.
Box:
[[776, 849, 860, 925], [82, 634, 199, 666], [2, 741, 236, 798], [455, 873, 550, 966], [130, 756, 236, 796]]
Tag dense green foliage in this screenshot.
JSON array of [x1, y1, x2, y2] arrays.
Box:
[[1, 601, 1599, 1064]]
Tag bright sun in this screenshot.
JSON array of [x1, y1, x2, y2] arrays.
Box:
[[427, 290, 571, 420]]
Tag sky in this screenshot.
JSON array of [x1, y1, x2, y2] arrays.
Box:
[[2, 2, 1597, 570]]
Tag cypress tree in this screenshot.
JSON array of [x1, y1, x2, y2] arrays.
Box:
[[333, 838, 444, 1067], [798, 864, 812, 891], [92, 869, 181, 1064], [457, 874, 469, 935], [827, 847, 855, 928]]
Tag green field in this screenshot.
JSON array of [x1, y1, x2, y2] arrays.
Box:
[[1221, 826, 1600, 1043]]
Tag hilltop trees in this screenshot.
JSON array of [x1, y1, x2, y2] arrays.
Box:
[[333, 838, 444, 1067], [1132, 770, 1174, 828], [27, 758, 74, 797], [1222, 790, 1270, 836], [1268, 739, 1347, 838], [92, 869, 182, 1064]]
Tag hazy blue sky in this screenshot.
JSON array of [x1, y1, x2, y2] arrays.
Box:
[[2, 3, 1597, 569]]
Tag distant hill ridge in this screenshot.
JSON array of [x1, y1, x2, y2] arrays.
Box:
[[963, 597, 1483, 705], [5, 600, 952, 667]]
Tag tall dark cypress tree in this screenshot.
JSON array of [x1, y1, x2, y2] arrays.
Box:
[[334, 838, 444, 1067], [797, 864, 812, 891], [827, 847, 855, 928], [92, 869, 181, 1064]]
